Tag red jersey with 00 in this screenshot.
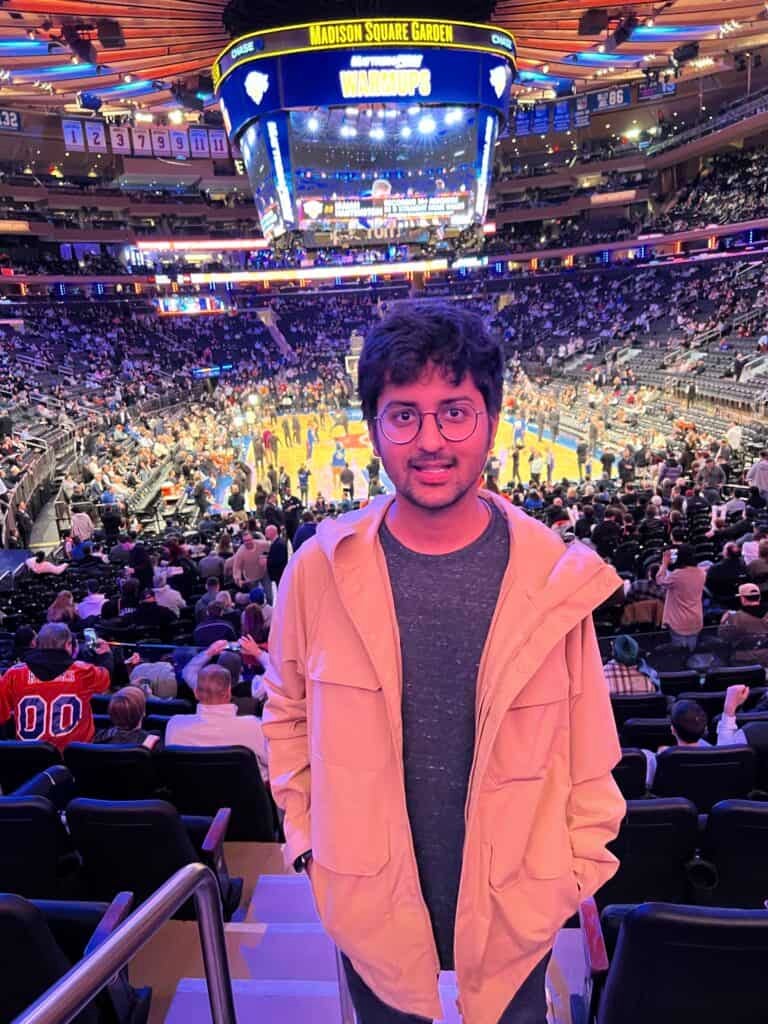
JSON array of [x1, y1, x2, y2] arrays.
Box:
[[0, 661, 110, 751]]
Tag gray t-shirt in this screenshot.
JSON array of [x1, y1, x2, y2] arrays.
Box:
[[380, 500, 509, 969]]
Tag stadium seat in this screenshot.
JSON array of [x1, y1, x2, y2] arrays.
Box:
[[658, 670, 701, 698], [580, 899, 768, 1024], [63, 744, 160, 800], [743, 721, 768, 790], [703, 665, 766, 690], [0, 769, 78, 898], [155, 746, 276, 842], [611, 749, 647, 799], [697, 800, 768, 908], [90, 695, 193, 717], [611, 694, 669, 729], [0, 892, 150, 1024], [651, 746, 756, 812], [66, 798, 243, 920], [143, 715, 171, 738], [620, 718, 675, 751], [0, 741, 62, 795], [595, 798, 699, 910]]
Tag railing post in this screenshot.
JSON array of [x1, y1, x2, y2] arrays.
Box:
[[194, 873, 238, 1024]]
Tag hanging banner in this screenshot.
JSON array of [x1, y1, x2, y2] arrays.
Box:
[[131, 125, 152, 156], [150, 127, 171, 157], [84, 120, 107, 152], [189, 126, 210, 157], [208, 128, 229, 158], [169, 128, 190, 158], [62, 119, 86, 151], [109, 124, 132, 154]]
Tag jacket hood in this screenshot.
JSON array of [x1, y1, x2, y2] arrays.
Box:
[[314, 491, 621, 619], [22, 647, 75, 681]]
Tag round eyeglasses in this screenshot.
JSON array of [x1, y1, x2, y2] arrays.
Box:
[[375, 402, 485, 445]]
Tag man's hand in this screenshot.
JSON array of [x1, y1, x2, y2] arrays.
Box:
[[724, 684, 750, 717], [93, 639, 111, 656], [125, 652, 141, 667], [206, 639, 230, 658]]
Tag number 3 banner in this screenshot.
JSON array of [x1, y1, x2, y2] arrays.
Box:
[[109, 124, 132, 154]]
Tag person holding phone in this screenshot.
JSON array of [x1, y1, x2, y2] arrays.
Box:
[[656, 544, 707, 650], [0, 623, 111, 751]]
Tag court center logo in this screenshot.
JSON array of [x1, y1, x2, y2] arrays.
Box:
[[245, 70, 270, 105], [489, 64, 509, 99]]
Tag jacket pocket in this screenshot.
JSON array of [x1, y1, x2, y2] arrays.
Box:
[[311, 757, 390, 876], [487, 694, 570, 785], [309, 672, 391, 770], [487, 763, 574, 888]]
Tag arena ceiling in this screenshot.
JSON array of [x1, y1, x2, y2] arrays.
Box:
[[0, 1, 765, 114]]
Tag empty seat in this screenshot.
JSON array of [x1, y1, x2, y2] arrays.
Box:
[[0, 892, 150, 1024], [699, 800, 768, 909], [611, 694, 670, 730], [596, 798, 699, 910], [67, 798, 242, 920], [659, 671, 701, 699], [64, 744, 159, 800], [612, 750, 647, 800], [582, 900, 768, 1024], [156, 746, 276, 842], [620, 718, 675, 751], [743, 721, 768, 791], [651, 746, 756, 813], [0, 741, 62, 795], [0, 769, 78, 898], [704, 665, 766, 691]]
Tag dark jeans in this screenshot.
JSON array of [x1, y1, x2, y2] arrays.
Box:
[[341, 950, 551, 1024]]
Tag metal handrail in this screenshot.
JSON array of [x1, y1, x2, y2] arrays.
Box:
[[13, 863, 237, 1024]]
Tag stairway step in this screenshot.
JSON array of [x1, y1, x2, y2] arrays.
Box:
[[247, 873, 318, 924], [224, 922, 336, 980], [165, 978, 342, 1024]]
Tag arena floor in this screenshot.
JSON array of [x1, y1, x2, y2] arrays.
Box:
[[243, 411, 597, 504]]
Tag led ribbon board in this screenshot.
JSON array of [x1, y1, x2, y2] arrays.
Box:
[[213, 19, 516, 242]]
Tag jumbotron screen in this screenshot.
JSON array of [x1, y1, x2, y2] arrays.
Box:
[[215, 18, 516, 242], [240, 103, 496, 239]]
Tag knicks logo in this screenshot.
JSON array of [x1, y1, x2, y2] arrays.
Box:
[[245, 71, 270, 105]]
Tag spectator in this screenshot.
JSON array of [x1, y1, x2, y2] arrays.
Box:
[[643, 690, 748, 788], [293, 510, 317, 551], [602, 634, 658, 694], [265, 524, 289, 587], [77, 579, 107, 621], [656, 544, 706, 649], [232, 532, 269, 589], [0, 623, 110, 750], [93, 687, 160, 749], [129, 655, 178, 698], [166, 663, 268, 781], [26, 551, 67, 576], [195, 577, 221, 622], [747, 539, 768, 593], [717, 583, 768, 663], [153, 571, 186, 617], [193, 600, 237, 646], [198, 546, 225, 580], [133, 588, 176, 633], [47, 590, 79, 627], [247, 585, 273, 629], [705, 543, 748, 607], [746, 449, 768, 501]]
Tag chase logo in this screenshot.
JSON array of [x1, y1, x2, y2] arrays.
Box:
[[489, 64, 509, 99], [244, 70, 270, 105]]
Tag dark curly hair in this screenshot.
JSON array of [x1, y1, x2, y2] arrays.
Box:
[[358, 300, 504, 424]]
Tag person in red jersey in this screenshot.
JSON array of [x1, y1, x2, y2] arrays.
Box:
[[0, 622, 111, 751]]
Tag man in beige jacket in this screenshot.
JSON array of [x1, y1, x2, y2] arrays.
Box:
[[264, 301, 625, 1024]]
